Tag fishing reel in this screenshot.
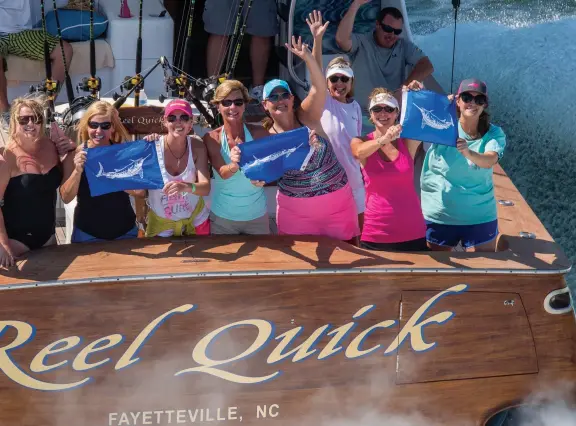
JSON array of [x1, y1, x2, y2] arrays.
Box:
[[29, 78, 60, 101], [159, 74, 190, 103], [77, 76, 102, 94], [196, 76, 220, 103], [112, 74, 144, 102], [60, 96, 98, 129]]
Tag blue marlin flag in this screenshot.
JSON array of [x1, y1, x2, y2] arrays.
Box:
[[400, 89, 458, 146], [84, 140, 164, 197], [238, 127, 313, 183]]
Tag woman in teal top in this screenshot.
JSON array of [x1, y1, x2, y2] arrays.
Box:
[[204, 80, 271, 235], [420, 78, 506, 252]]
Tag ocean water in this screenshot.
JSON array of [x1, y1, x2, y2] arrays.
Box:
[[406, 0, 576, 290]]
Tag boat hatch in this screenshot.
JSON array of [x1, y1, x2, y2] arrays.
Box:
[[396, 291, 538, 384]]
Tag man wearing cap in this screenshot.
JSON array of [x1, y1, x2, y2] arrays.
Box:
[[335, 0, 434, 112]]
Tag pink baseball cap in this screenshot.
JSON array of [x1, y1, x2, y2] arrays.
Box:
[[164, 99, 194, 117]]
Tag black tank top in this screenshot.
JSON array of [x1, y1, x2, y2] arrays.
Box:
[[2, 166, 62, 250], [74, 171, 136, 240]]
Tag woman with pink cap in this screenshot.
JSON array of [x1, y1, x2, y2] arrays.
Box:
[[143, 99, 211, 238], [307, 11, 365, 235], [420, 78, 506, 252], [351, 88, 427, 251]]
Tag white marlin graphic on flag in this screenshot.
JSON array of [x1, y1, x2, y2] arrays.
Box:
[[96, 153, 151, 180], [414, 104, 454, 130], [242, 143, 305, 172]]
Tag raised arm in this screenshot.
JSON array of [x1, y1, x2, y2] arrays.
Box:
[[59, 145, 85, 204], [288, 37, 326, 124], [306, 10, 329, 71], [191, 136, 211, 196], [335, 0, 369, 52], [351, 125, 402, 164], [203, 129, 239, 180]]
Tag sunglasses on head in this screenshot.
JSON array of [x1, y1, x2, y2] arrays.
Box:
[[266, 92, 291, 102], [380, 22, 402, 36], [371, 105, 397, 114], [221, 98, 245, 107], [459, 92, 488, 106], [166, 114, 191, 123], [17, 115, 42, 125], [88, 121, 112, 130], [328, 75, 350, 84]]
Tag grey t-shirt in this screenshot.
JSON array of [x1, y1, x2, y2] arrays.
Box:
[[343, 33, 426, 112]]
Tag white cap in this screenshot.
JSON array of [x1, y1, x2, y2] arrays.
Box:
[[369, 93, 399, 111], [326, 64, 354, 79]]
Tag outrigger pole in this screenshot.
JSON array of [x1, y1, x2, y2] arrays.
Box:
[[51, 0, 75, 105], [450, 0, 461, 94], [77, 0, 101, 98]]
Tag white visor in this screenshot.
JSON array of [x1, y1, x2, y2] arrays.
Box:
[[369, 93, 399, 111], [326, 65, 354, 79]]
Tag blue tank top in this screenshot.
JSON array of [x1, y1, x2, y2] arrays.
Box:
[[210, 125, 267, 221]]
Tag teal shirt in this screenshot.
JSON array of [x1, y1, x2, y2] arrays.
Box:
[[420, 123, 507, 225], [210, 125, 267, 221]]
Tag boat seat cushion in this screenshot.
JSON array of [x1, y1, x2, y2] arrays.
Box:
[[39, 9, 109, 42], [5, 39, 114, 87]]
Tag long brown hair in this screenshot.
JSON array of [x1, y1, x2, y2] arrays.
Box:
[[76, 100, 130, 144], [456, 107, 491, 137]]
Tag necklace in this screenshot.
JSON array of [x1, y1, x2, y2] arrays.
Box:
[[166, 139, 187, 167]]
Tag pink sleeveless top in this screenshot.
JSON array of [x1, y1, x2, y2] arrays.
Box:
[[361, 135, 426, 243]]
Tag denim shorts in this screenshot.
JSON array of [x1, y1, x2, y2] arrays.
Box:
[[425, 220, 498, 249], [71, 225, 139, 243]]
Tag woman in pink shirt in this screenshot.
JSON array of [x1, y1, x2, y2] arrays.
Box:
[[351, 88, 427, 251]]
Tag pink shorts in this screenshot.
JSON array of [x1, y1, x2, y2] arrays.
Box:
[[195, 217, 211, 235], [276, 184, 359, 241]]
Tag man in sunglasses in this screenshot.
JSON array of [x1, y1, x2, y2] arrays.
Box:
[[335, 0, 434, 112], [0, 0, 73, 127]]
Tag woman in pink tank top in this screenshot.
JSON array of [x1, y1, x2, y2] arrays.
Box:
[[351, 88, 428, 251]]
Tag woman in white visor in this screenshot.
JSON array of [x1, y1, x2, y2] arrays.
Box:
[[307, 10, 364, 241]]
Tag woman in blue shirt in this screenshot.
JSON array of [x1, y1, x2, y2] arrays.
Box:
[[420, 78, 506, 252]]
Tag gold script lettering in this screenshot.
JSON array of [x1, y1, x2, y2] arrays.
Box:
[[0, 321, 90, 391], [384, 284, 468, 354], [115, 304, 195, 370], [73, 334, 124, 371], [175, 319, 279, 383], [267, 324, 329, 364], [30, 336, 81, 373]]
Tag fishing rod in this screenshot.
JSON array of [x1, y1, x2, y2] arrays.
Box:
[[113, 58, 164, 109], [35, 0, 58, 125], [223, 0, 254, 80], [51, 0, 75, 105], [77, 0, 101, 98]]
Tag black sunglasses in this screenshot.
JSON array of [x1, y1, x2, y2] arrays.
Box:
[[266, 92, 291, 102], [17, 115, 42, 125], [221, 98, 245, 107], [459, 92, 488, 106], [380, 22, 402, 36], [166, 114, 191, 122], [328, 75, 350, 84], [88, 121, 112, 130], [371, 105, 397, 114]]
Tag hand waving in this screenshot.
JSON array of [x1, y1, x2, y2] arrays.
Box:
[[306, 10, 329, 39], [285, 36, 312, 61]]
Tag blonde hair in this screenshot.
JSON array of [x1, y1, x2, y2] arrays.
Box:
[[7, 96, 47, 148], [326, 56, 355, 98], [76, 100, 130, 144], [211, 80, 250, 105]]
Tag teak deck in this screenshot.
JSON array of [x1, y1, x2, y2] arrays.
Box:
[[0, 166, 574, 426]]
